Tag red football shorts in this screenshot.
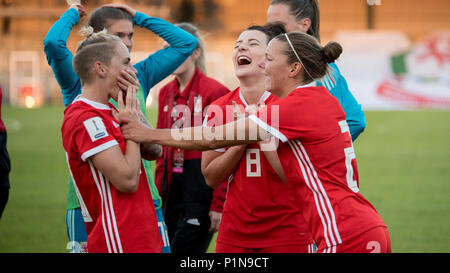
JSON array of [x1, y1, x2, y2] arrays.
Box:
[[318, 226, 391, 253], [215, 241, 316, 253]]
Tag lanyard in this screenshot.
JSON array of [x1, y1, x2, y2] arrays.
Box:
[[168, 73, 199, 174], [169, 73, 198, 129]]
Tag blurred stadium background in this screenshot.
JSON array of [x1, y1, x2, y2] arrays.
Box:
[[0, 0, 449, 253]]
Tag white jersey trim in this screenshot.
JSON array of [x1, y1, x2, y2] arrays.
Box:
[[98, 169, 123, 253], [73, 95, 111, 110], [65, 152, 93, 223], [295, 140, 341, 246], [308, 243, 317, 253], [89, 161, 113, 253], [238, 90, 271, 107], [81, 140, 118, 161], [296, 82, 317, 89]]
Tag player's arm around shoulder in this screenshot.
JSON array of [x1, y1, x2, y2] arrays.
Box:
[[90, 88, 142, 193]]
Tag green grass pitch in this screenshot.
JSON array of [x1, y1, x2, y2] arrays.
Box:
[[0, 106, 449, 253]]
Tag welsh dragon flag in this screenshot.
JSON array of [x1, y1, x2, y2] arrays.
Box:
[[377, 32, 450, 108]]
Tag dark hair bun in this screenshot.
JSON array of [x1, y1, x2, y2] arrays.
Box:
[[322, 42, 343, 63]]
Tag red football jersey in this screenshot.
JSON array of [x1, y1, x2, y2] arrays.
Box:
[[62, 96, 163, 253], [204, 87, 314, 249], [250, 85, 387, 252]]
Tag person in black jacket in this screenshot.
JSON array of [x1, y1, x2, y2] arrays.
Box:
[[0, 86, 11, 219]]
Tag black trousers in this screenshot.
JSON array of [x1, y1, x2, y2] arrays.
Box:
[[163, 159, 214, 254], [0, 186, 9, 219], [0, 131, 10, 219]]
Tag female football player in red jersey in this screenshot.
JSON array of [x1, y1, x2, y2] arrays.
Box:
[[201, 23, 315, 253], [120, 32, 391, 253], [62, 29, 163, 253]]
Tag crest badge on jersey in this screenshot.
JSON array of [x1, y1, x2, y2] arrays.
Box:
[[83, 117, 108, 142]]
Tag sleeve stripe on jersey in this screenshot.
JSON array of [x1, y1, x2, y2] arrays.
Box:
[[288, 140, 342, 248], [248, 114, 288, 143], [88, 161, 123, 253], [81, 140, 119, 161]]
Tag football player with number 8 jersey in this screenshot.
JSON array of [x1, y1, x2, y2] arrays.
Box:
[[205, 88, 314, 253], [202, 25, 314, 253]]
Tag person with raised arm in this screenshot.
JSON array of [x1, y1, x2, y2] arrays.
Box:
[[44, 2, 197, 253]]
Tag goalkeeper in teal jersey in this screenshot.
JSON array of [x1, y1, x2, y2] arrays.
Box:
[[44, 3, 197, 253]]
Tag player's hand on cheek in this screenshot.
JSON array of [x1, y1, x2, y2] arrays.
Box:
[[118, 86, 140, 124], [117, 68, 139, 92], [120, 86, 151, 143]]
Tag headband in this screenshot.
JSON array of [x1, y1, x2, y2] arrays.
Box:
[[284, 33, 314, 80]]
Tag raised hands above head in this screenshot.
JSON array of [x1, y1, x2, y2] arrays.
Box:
[[102, 3, 137, 17]]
